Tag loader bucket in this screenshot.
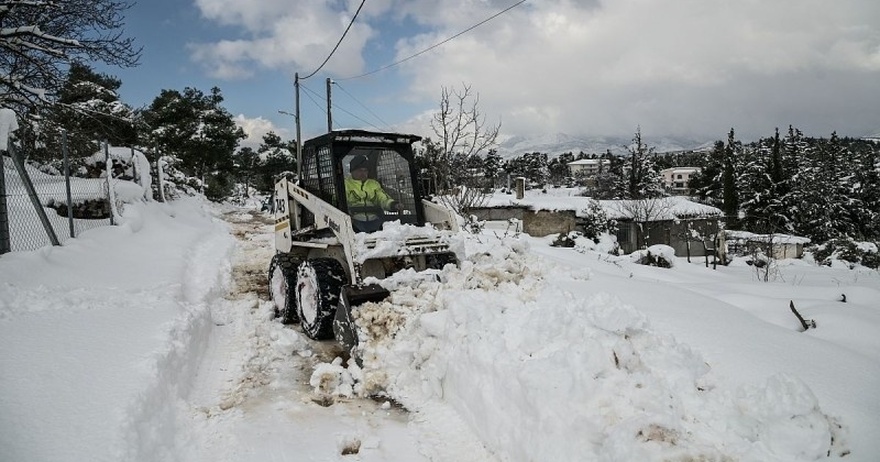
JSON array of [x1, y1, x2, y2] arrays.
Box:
[[333, 284, 391, 359]]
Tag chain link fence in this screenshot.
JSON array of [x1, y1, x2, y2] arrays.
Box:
[[1, 139, 156, 254]]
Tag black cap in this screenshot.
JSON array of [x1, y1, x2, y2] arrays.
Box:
[[350, 155, 368, 171]]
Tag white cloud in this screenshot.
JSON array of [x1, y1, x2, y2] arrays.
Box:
[[388, 0, 880, 139], [195, 0, 880, 140], [235, 114, 291, 149], [191, 0, 374, 79]]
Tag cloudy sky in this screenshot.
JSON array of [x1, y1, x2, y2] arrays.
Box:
[[113, 0, 880, 147]]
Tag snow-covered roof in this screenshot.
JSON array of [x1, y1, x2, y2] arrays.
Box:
[[484, 188, 723, 221], [725, 230, 811, 245], [568, 158, 609, 166], [660, 166, 701, 174]]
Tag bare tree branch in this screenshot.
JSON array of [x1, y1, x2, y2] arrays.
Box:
[[0, 0, 140, 116]]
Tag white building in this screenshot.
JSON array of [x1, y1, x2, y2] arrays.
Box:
[[660, 167, 701, 194], [568, 158, 610, 176]]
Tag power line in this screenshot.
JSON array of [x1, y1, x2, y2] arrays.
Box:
[[299, 84, 330, 118], [332, 101, 384, 131], [301, 0, 367, 80], [338, 0, 527, 81], [300, 83, 379, 130], [333, 81, 390, 128]]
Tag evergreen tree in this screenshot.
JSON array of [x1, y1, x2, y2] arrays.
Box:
[[141, 86, 245, 200], [548, 152, 574, 186], [621, 127, 664, 199], [49, 63, 136, 157], [504, 152, 549, 187], [234, 146, 259, 195], [721, 129, 740, 224], [739, 129, 792, 234], [689, 140, 725, 208], [797, 133, 857, 242], [252, 131, 296, 193], [850, 141, 880, 239], [593, 153, 626, 200], [482, 149, 504, 189]]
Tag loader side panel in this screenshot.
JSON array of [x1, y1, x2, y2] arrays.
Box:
[[274, 180, 292, 253]]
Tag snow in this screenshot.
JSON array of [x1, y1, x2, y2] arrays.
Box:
[[2, 155, 147, 251], [727, 230, 812, 245], [1, 196, 879, 461], [0, 107, 18, 151], [85, 146, 154, 201], [485, 187, 723, 220]]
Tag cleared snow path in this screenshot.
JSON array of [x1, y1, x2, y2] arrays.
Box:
[[181, 208, 434, 462]]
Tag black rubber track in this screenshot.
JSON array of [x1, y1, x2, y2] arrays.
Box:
[[268, 253, 302, 324], [295, 258, 347, 340]]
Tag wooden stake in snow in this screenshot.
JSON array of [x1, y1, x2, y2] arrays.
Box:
[[790, 300, 816, 331]]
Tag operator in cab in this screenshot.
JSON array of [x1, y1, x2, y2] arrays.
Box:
[[345, 154, 402, 232]]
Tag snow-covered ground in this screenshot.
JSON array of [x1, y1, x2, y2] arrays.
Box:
[[1, 197, 878, 461]]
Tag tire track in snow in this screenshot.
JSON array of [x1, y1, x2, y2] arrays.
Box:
[[184, 207, 428, 462]]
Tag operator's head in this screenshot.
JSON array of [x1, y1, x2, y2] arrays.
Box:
[[350, 155, 369, 180]]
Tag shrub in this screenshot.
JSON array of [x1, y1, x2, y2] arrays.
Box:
[[812, 239, 880, 269]]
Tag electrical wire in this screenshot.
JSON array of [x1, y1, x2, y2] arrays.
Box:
[[332, 81, 390, 128], [338, 0, 527, 81], [300, 0, 367, 80], [332, 102, 384, 131], [299, 84, 330, 118]]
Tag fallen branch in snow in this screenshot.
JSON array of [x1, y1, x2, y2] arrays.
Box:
[[790, 300, 816, 331]]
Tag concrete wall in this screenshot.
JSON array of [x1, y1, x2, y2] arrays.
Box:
[[523, 210, 579, 237], [472, 206, 723, 257]]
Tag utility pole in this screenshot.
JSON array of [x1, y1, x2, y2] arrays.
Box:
[[295, 72, 302, 178], [326, 77, 333, 132]]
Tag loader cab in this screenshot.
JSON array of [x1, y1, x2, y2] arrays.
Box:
[[298, 130, 425, 233]]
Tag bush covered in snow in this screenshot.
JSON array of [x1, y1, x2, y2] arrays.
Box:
[[812, 239, 880, 269], [631, 244, 676, 268]]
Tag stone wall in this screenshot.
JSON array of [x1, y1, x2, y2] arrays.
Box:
[[522, 209, 579, 237], [48, 199, 111, 219]]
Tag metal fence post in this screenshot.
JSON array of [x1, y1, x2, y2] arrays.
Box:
[[61, 130, 75, 238], [104, 142, 118, 226], [0, 151, 10, 254], [130, 145, 138, 186], [157, 155, 166, 203], [9, 144, 60, 246]]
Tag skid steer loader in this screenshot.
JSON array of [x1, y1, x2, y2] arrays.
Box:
[[269, 130, 460, 358]]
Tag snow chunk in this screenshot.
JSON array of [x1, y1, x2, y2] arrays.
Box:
[[0, 107, 19, 151]]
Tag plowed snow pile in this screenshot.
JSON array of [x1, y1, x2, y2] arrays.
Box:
[[314, 236, 848, 461]]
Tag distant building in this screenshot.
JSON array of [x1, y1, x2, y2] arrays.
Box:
[[724, 231, 811, 260], [568, 158, 610, 177], [660, 167, 701, 195]]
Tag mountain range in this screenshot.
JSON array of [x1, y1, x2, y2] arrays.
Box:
[[492, 131, 880, 159], [492, 132, 712, 159]]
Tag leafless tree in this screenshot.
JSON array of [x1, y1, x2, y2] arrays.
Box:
[[616, 197, 673, 248], [0, 0, 141, 115], [428, 83, 500, 223]]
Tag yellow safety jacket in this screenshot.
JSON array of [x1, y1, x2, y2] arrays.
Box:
[[344, 178, 395, 220]]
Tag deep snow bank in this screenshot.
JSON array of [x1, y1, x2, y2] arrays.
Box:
[[319, 235, 846, 461], [0, 198, 234, 462]]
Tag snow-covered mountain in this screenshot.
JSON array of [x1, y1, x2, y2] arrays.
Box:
[[493, 132, 710, 159], [862, 132, 880, 143]]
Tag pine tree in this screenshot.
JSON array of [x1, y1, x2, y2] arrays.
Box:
[[252, 132, 296, 194], [481, 149, 504, 189], [721, 129, 740, 225], [48, 63, 136, 157], [141, 86, 245, 200], [689, 140, 725, 208]]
